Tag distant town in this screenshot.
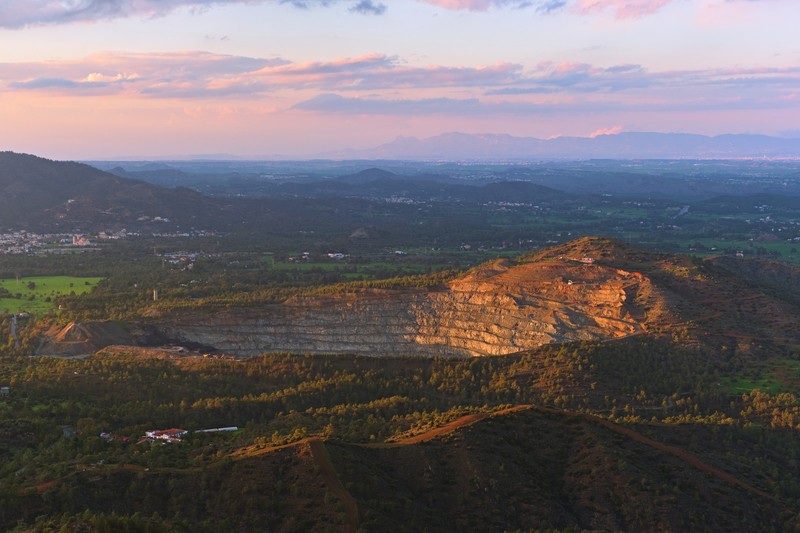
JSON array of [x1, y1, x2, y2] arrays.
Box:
[[0, 229, 219, 255]]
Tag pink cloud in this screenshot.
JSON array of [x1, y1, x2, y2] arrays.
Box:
[[219, 54, 523, 92], [574, 0, 673, 18], [1, 51, 525, 101], [0, 1, 393, 29], [4, 50, 800, 129], [1, 51, 282, 97], [589, 125, 623, 137], [4, 52, 798, 97], [420, 0, 525, 10], [4, 0, 756, 29]]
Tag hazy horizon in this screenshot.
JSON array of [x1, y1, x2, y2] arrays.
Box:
[[2, 0, 799, 160]]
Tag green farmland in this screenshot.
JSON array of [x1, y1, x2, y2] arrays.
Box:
[[0, 276, 103, 314], [721, 358, 800, 395]]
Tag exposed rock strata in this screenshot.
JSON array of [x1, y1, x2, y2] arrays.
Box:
[[155, 258, 650, 357]]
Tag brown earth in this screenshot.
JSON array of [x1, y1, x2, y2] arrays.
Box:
[[37, 237, 800, 358], [144, 241, 662, 358]]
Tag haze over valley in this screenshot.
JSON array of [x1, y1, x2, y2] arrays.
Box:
[[2, 149, 800, 531], [3, 1, 800, 531]]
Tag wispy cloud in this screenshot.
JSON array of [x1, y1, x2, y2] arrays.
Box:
[[240, 55, 522, 90], [487, 62, 650, 94], [292, 93, 635, 116], [9, 69, 141, 92], [293, 93, 488, 114], [536, 0, 567, 13], [10, 78, 84, 90], [2, 0, 774, 28], [419, 0, 542, 10], [293, 88, 800, 117], [390, 0, 773, 18], [349, 0, 387, 14], [1, 52, 522, 97], [0, 0, 391, 29], [3, 51, 799, 120], [2, 0, 206, 28], [1, 51, 285, 97], [488, 62, 800, 95], [573, 0, 673, 18]]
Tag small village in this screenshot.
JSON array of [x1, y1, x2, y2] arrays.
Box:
[[0, 230, 129, 255], [0, 229, 220, 255]]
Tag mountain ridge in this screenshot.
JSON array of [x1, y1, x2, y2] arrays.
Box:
[[10, 405, 795, 532], [324, 131, 800, 160], [0, 151, 223, 231]]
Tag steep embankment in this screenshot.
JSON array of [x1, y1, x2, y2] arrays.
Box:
[[38, 237, 800, 358], [153, 255, 652, 357], [36, 321, 138, 357]]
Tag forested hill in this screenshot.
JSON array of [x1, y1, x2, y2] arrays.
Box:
[[3, 348, 800, 532], [0, 152, 221, 231], [1, 152, 569, 233]]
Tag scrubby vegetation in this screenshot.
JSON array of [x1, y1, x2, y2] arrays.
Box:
[[1, 337, 799, 530], [3, 155, 800, 530]]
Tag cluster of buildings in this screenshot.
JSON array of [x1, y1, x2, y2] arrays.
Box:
[[150, 230, 218, 238], [104, 426, 240, 445], [136, 215, 170, 223], [1, 228, 220, 256], [0, 231, 51, 254], [0, 231, 129, 254], [137, 428, 188, 445], [287, 251, 312, 263]]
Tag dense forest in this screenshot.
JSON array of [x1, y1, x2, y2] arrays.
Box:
[[2, 155, 800, 530], [1, 335, 800, 530]]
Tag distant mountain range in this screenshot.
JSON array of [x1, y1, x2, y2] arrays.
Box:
[[324, 132, 800, 160], [0, 152, 570, 232]]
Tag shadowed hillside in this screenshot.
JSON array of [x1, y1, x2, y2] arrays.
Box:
[[0, 152, 221, 230], [6, 407, 797, 532]]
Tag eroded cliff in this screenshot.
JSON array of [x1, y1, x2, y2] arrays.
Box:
[[153, 257, 652, 357]]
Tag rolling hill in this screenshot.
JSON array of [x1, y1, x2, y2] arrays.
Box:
[[1, 152, 569, 233], [7, 406, 797, 532], [0, 152, 222, 231], [5, 153, 800, 532], [36, 236, 800, 389], [11, 236, 800, 531], [104, 237, 798, 360]]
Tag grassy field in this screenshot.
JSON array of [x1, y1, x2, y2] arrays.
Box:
[[0, 276, 103, 314], [721, 358, 800, 394], [683, 238, 800, 263]]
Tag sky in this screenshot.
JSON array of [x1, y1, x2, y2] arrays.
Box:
[[1, 0, 799, 159]]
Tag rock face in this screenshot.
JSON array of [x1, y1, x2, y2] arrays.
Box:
[[155, 258, 651, 357], [413, 259, 647, 355], [36, 237, 800, 358], [157, 291, 444, 357], [36, 321, 138, 357]]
